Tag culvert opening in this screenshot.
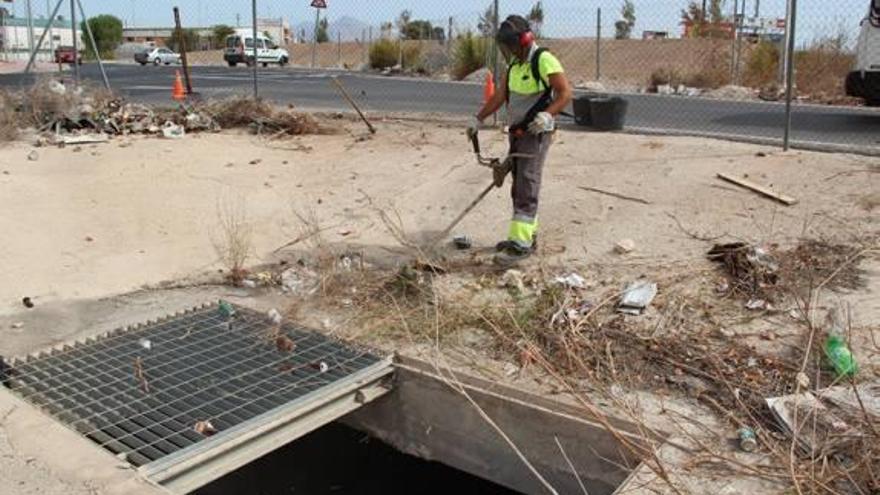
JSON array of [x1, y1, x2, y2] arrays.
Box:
[[194, 421, 521, 494]]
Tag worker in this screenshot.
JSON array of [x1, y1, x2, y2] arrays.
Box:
[[468, 14, 572, 266]]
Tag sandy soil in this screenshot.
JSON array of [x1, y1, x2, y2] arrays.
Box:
[[0, 118, 878, 494], [0, 120, 876, 315]]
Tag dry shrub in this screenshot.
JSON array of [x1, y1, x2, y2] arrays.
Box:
[[648, 67, 682, 89], [203, 96, 320, 136], [369, 38, 398, 69], [0, 91, 17, 142], [213, 196, 253, 286], [743, 41, 780, 88], [452, 32, 488, 80], [684, 44, 731, 89], [795, 35, 855, 100]]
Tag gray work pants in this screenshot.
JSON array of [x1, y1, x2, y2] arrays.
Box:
[[508, 132, 552, 222]]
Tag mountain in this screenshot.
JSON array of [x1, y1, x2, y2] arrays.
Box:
[[293, 15, 372, 43]]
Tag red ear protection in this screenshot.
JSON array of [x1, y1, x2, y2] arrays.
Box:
[[519, 30, 535, 47]]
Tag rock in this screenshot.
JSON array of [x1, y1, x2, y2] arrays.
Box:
[[657, 84, 674, 95], [27, 150, 39, 162], [11, 322, 23, 330], [615, 239, 636, 254], [706, 85, 754, 101], [498, 269, 526, 293], [554, 272, 589, 289], [267, 308, 282, 325], [249, 159, 262, 165]]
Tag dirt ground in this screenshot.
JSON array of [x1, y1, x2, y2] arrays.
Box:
[[0, 118, 878, 493]]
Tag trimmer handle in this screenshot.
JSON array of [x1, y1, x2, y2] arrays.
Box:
[[468, 128, 481, 155]]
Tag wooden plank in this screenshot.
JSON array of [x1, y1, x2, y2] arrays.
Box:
[[716, 172, 798, 205]]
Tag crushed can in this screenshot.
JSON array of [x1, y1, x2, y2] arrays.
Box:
[[738, 427, 758, 452]]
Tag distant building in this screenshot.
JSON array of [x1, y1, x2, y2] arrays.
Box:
[[0, 9, 75, 61], [122, 18, 291, 51], [642, 31, 669, 40]]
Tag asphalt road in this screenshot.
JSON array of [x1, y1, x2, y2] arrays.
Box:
[[2, 64, 878, 152]]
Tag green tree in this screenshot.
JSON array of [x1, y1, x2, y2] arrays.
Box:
[[168, 27, 199, 53], [528, 1, 544, 38], [403, 20, 433, 40], [316, 17, 329, 43], [614, 0, 636, 39], [396, 10, 412, 39], [681, 0, 728, 39], [477, 4, 497, 38], [211, 24, 235, 47], [80, 15, 122, 59]]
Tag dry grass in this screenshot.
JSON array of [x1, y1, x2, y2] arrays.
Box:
[[213, 196, 253, 286], [0, 91, 18, 142], [201, 97, 322, 136]]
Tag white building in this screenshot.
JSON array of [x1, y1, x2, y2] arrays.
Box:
[[0, 8, 75, 61]]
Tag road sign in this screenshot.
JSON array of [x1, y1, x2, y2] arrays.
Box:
[[310, 0, 327, 8], [776, 18, 786, 29]]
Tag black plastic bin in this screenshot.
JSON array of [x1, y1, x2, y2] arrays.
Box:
[[572, 93, 605, 126], [589, 96, 629, 131]]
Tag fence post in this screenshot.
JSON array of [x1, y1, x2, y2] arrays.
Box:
[[362, 28, 367, 67], [782, 0, 798, 151], [70, 0, 79, 85], [729, 0, 738, 82], [251, 0, 258, 99], [311, 7, 319, 68], [595, 8, 601, 81], [337, 31, 341, 66]]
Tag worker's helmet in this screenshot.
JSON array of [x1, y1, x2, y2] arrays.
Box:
[[496, 15, 534, 50]]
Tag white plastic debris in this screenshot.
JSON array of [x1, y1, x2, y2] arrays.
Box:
[[241, 279, 257, 289], [554, 272, 588, 289], [161, 122, 185, 139], [503, 362, 519, 377], [27, 150, 39, 162], [796, 372, 810, 388], [138, 338, 152, 351], [618, 281, 658, 315], [48, 80, 67, 95], [745, 298, 769, 311], [267, 308, 282, 325]]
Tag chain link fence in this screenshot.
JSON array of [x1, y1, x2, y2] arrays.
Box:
[[0, 0, 877, 153]]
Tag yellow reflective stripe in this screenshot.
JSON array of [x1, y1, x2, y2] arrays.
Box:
[[508, 219, 537, 247]]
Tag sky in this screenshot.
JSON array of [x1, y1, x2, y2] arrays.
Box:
[[1, 0, 869, 44]]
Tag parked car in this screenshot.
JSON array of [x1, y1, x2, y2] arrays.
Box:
[[223, 30, 289, 67], [135, 47, 182, 66], [53, 46, 82, 65]]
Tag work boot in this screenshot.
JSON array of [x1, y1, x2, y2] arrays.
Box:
[[493, 243, 533, 267], [496, 234, 538, 252]]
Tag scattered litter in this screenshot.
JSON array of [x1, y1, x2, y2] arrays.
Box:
[[137, 338, 152, 351], [133, 357, 150, 393], [503, 362, 519, 377], [715, 280, 730, 294], [27, 150, 39, 161], [745, 298, 769, 311], [313, 361, 330, 373], [716, 172, 798, 206], [614, 239, 636, 254], [161, 122, 185, 139], [554, 272, 589, 289], [193, 420, 217, 436], [218, 300, 236, 318], [241, 279, 257, 289], [84, 236, 94, 242], [453, 235, 472, 250], [57, 133, 109, 145], [280, 267, 317, 294], [22, 297, 34, 309], [275, 334, 296, 353], [115, 452, 128, 462], [267, 308, 282, 325], [737, 427, 758, 452], [795, 372, 810, 388], [618, 281, 658, 315], [767, 392, 861, 455], [499, 269, 526, 293]]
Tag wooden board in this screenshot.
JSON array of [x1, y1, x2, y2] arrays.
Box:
[[716, 173, 798, 206]]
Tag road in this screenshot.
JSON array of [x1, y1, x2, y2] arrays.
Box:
[[1, 64, 878, 152]]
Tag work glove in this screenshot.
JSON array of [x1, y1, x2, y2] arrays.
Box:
[[528, 111, 555, 135], [467, 115, 482, 137]]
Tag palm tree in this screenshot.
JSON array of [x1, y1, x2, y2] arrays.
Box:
[[528, 1, 544, 38]]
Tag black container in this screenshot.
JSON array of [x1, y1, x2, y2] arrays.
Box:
[[572, 93, 605, 126], [589, 96, 629, 131]]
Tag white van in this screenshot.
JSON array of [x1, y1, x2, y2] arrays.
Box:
[[223, 30, 290, 67], [846, 0, 880, 105]]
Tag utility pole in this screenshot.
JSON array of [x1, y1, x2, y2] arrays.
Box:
[[251, 0, 258, 98], [25, 0, 35, 61], [596, 8, 601, 80], [70, 0, 80, 84], [754, 0, 760, 18], [782, 0, 797, 150], [311, 7, 319, 68], [46, 0, 54, 59]]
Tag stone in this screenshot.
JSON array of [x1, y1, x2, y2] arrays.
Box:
[[615, 239, 636, 254]]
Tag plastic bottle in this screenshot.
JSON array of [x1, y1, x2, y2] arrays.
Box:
[[824, 334, 857, 377]]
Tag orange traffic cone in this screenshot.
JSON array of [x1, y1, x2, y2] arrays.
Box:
[[483, 72, 495, 103], [172, 70, 186, 102]]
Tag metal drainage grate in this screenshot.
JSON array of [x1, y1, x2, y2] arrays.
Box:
[[3, 303, 390, 476]]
